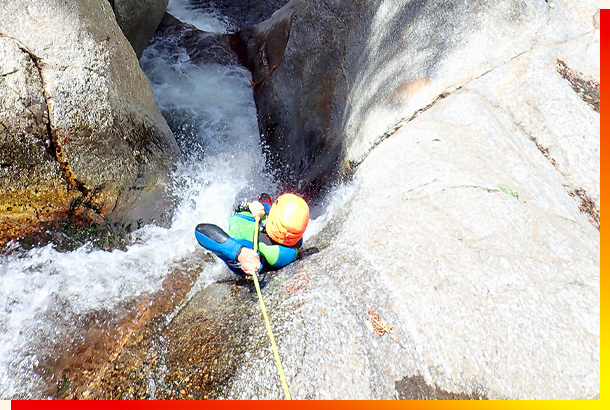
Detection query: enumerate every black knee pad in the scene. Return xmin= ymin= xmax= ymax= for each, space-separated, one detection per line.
xmin=195 ymin=224 xmax=230 ymax=244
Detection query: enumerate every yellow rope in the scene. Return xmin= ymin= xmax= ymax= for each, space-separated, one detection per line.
xmin=252 ymin=217 xmax=292 ymax=400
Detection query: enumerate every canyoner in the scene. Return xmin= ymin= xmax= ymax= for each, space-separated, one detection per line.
xmin=194 ymin=193 xmax=309 ymax=399
xmin=194 ymin=193 xmax=309 ymax=278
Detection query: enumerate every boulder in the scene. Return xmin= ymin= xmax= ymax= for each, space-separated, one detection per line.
xmin=0 ymin=0 xmax=180 ymax=246
xmin=109 ymin=0 xmax=169 ymax=58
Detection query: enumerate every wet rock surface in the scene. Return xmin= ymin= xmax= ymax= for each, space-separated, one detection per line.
xmin=0 ymin=0 xmax=180 ymax=247
xmin=47 ymin=261 xmax=266 ymax=400
xmin=37 ymin=255 xmax=209 ymax=399
xmin=109 ymin=1 xmax=169 ymax=58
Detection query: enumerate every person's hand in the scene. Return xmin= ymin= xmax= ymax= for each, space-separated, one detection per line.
xmin=238 ymin=248 xmax=261 ymax=276
xmin=248 ymin=201 xmax=265 ymax=219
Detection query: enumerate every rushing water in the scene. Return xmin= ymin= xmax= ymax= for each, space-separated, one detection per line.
xmin=0 ymin=1 xmax=353 ymax=399
xmin=167 ymin=0 xmax=236 ymax=33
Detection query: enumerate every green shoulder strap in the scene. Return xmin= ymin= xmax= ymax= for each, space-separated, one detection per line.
xmin=227 ymin=211 xmax=264 ymax=242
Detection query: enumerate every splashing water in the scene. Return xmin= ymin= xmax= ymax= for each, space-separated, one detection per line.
xmin=0 ymin=2 xmax=274 ymax=399
xmin=167 ymin=0 xmax=236 ymax=33
xmin=0 ymin=1 xmax=351 ymax=399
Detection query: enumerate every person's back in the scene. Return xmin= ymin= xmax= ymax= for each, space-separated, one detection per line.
xmin=195 ymin=193 xmax=309 ymax=276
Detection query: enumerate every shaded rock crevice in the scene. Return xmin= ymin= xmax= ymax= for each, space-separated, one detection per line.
xmin=231 ymin=2 xmax=296 ymax=97
xmin=395 ymin=374 xmax=488 ymax=400
xmin=107 ymin=0 xmax=170 ymax=58
xmin=556 ymin=58 xmax=600 ymax=112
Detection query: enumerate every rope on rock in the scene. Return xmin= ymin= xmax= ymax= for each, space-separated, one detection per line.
xmin=252 ymin=216 xmax=292 ymax=400
xmin=250 ymin=63 xmax=280 ymax=98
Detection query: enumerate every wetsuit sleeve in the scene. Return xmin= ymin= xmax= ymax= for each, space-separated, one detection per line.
xmin=195 ymin=223 xmax=245 ymax=261
xmin=258 ymin=242 xmax=298 ymax=269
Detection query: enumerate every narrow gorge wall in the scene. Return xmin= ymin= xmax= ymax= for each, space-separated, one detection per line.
xmin=240 ymin=0 xmax=599 ymax=196
xmin=109 ymin=0 xmax=169 ymax=58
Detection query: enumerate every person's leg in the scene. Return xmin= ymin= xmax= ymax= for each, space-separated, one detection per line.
xmin=195 ymin=224 xmax=245 ymax=274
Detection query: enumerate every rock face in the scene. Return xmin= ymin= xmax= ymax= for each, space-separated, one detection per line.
xmin=241 ymin=0 xmax=599 ymax=194
xmin=109 ymin=0 xmax=169 ymax=58
xmin=222 ymin=0 xmax=600 ymax=400
xmin=0 ymin=0 xmax=180 ymax=245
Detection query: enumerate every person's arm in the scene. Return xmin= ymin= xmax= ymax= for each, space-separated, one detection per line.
xmin=259 ymin=242 xmax=299 ymax=269
xmin=195 ymin=223 xmax=262 ymax=275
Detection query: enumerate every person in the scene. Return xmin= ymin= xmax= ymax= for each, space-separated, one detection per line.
xmin=195 ymin=193 xmax=309 ymax=277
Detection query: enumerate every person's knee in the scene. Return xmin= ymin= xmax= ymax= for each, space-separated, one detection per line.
xmin=195 ymin=224 xmax=230 ymax=244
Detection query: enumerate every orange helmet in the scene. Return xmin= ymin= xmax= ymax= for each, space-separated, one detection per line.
xmin=265 ymin=194 xmax=309 ymax=246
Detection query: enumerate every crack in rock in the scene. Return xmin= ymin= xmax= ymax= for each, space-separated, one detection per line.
xmin=12 ymin=41 xmax=92 ymax=200
xmin=556 ymin=59 xmax=600 ymax=112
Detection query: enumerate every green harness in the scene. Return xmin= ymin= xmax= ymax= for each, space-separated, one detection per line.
xmin=227 ymin=211 xmax=292 ymax=266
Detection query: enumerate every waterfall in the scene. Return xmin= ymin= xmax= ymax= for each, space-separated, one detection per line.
xmin=167 ymin=0 xmax=236 ymax=33
xmin=0 ymin=1 xmax=274 ymax=399
xmin=0 ymin=1 xmax=355 ymax=399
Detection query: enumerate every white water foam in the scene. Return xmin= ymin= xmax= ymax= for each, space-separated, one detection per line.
xmin=167 ymin=0 xmax=236 ymax=33
xmin=0 ymin=0 xmax=350 ymax=398
xmin=0 ymin=1 xmax=272 ymax=398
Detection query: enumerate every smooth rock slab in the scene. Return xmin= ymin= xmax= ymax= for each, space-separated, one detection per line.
xmin=224 ymin=87 xmax=599 ymax=400
xmin=463 ymin=35 xmax=600 ymax=208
